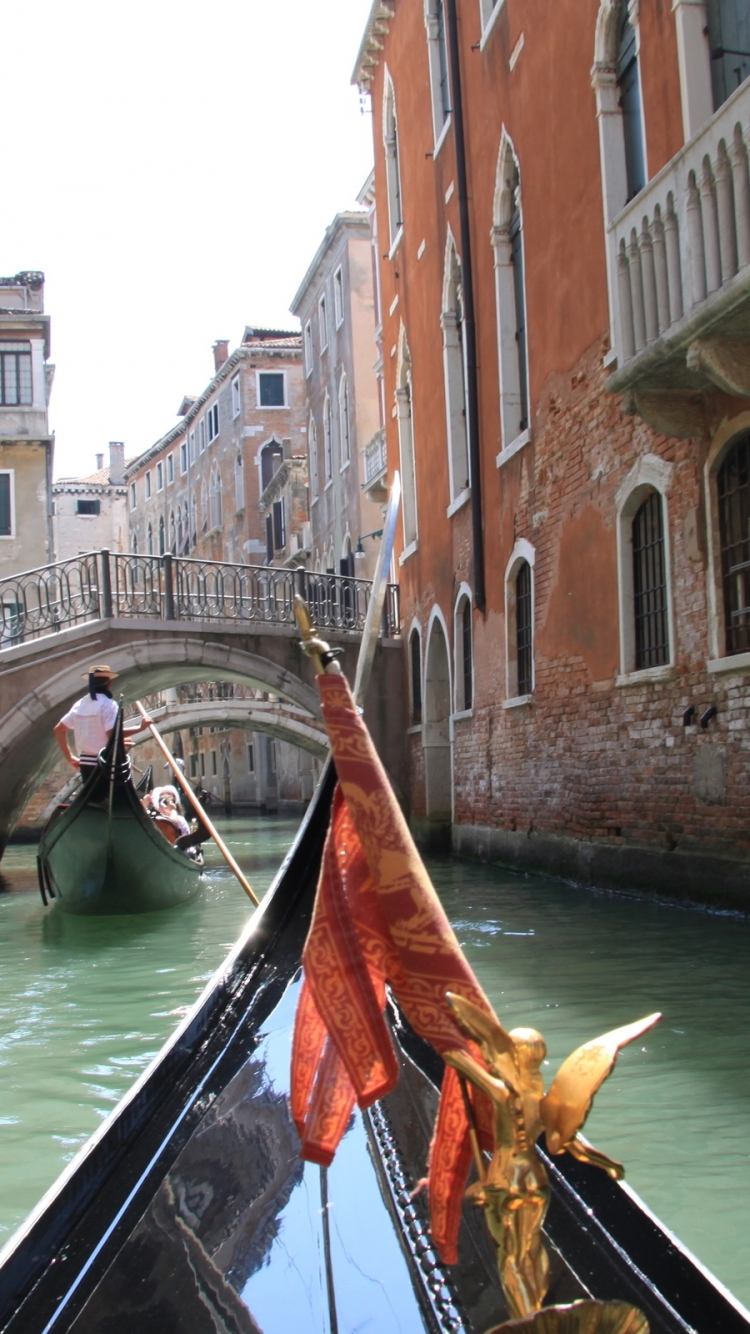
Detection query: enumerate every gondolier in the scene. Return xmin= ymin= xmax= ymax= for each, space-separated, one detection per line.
xmin=53 ymin=664 xmax=150 ymax=779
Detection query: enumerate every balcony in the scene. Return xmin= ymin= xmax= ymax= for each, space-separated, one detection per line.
xmin=607 ymin=80 xmax=750 ymax=437
xmin=363 ymin=428 xmax=388 ymax=501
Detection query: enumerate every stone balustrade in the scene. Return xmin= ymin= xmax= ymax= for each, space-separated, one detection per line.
xmin=364 ymin=428 xmax=387 ymax=484
xmin=610 ymin=80 xmax=750 ymax=376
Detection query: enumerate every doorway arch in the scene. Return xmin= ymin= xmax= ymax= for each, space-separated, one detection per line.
xmin=423 ymin=611 xmax=452 ymax=846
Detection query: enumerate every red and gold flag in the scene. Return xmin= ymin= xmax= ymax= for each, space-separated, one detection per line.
xmin=291 ymin=671 xmax=496 ymax=1263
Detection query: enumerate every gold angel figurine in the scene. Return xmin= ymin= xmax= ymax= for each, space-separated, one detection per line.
xmin=444 ymin=993 xmax=660 ymax=1323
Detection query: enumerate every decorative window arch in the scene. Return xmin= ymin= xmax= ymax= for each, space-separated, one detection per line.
xmin=453 ymin=585 xmax=474 ymax=714
xmin=338 ymin=373 xmax=351 ymax=465
xmin=323 ymin=394 xmax=333 ymax=481
xmin=408 ymin=621 xmax=423 ymax=724
xmin=131 ymin=530 xmax=138 ymax=556
xmin=309 ymin=416 xmax=319 ymax=498
xmin=190 ymin=495 xmax=197 ymax=547
xmin=383 ymin=69 xmax=404 ymax=249
xmin=260 ymin=438 xmax=283 ymax=492
xmin=209 ymin=464 xmax=222 ymax=530
xmin=615 ymin=453 xmax=675 ymax=676
xmin=441 ymin=231 xmax=470 ymax=504
xmin=423 ymin=607 xmax=453 ymax=822
xmin=717 ymin=432 xmax=750 ymax=655
xmin=327 ymin=543 xmax=336 ymax=573
xmin=169 ymin=510 xmax=176 ymax=554
xmin=158 ymin=515 xmax=165 ymax=556
xmin=505 ymin=539 xmax=535 ymax=701
xmin=592 ymin=0 xmax=646 ymax=225
xmin=492 ymin=133 xmax=530 ymax=461
xmin=424 ymin=0 xmax=451 ymax=147
xmin=396 ymin=324 xmax=418 ymax=553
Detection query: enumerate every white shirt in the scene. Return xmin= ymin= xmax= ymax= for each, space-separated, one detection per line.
xmin=60 ymin=693 xmax=119 ymax=758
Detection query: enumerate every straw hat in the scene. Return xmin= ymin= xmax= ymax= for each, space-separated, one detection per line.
xmin=80 ymin=663 xmax=119 ymax=679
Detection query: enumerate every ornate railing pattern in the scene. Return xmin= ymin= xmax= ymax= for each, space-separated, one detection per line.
xmin=364 ymin=428 xmax=387 ymax=483
xmin=611 ymin=80 xmax=750 ymax=367
xmin=0 ymin=550 xmax=400 ymax=647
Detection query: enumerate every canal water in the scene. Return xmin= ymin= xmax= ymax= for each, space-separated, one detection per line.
xmin=1 ymin=818 xmax=749 ymax=1310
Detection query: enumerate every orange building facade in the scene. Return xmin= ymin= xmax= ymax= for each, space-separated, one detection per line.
xmin=355 ymin=0 xmax=750 ymax=902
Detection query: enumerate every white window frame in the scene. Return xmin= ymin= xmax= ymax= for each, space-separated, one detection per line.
xmin=231 ymin=375 xmax=241 ymax=419
xmin=323 ymin=393 xmax=333 ymax=482
xmin=319 ymin=294 xmax=328 ymax=351
xmin=199 ymin=419 xmax=206 ymax=454
xmin=309 ymin=416 xmax=319 ymax=500
xmin=424 ymin=0 xmax=453 ymax=150
xmin=145 ymin=471 xmax=152 ymax=500
xmin=0 ymin=470 xmax=15 ymax=538
xmin=256 ymin=369 xmax=288 ymax=409
xmin=383 ymin=69 xmax=404 ymax=253
xmin=493 ymin=132 xmax=531 ymax=465
xmin=452 ymin=584 xmax=474 ymax=717
xmin=396 ymin=324 xmax=419 ymax=556
xmin=156 ymin=460 xmax=164 ymax=492
xmin=407 ymin=620 xmax=423 ymax=728
xmin=130 ymin=481 xmax=137 ymax=509
xmin=441 ymin=230 xmax=470 ymax=506
xmin=615 ymin=453 xmax=676 ymax=682
xmin=180 ymin=441 xmax=187 ymax=475
xmin=504 ymin=538 xmax=535 ymax=704
xmin=206 ymin=402 xmax=219 ymax=444
xmin=189 ymin=431 xmax=196 ymax=463
xmin=333 ymin=266 xmax=344 ymax=327
xmin=479 ymin=0 xmax=506 ymax=46
xmin=209 ymin=463 xmax=222 ymax=531
xmin=304 ymin=321 xmax=313 ymax=377
xmin=167 ymin=453 xmax=174 ymax=484
xmin=338 ymin=373 xmax=351 ymax=466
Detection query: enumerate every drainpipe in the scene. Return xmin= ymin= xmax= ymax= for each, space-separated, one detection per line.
xmin=445 ymin=0 xmax=485 ymax=613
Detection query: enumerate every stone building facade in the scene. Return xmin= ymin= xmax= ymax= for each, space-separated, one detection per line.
xmin=354 ymin=0 xmax=750 ymax=904
xmin=53 ymin=442 xmax=128 ymax=559
xmin=0 ymin=271 xmax=54 ymax=578
xmin=290 ymin=212 xmax=384 ymax=579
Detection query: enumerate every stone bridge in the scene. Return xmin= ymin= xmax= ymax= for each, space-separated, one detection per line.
xmin=134 ymin=697 xmax=329 ymax=759
xmin=0 ymin=550 xmax=404 ymax=853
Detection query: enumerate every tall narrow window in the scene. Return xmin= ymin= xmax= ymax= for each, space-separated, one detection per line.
xmin=339 ymin=375 xmax=351 ymax=464
xmin=309 ymin=417 xmax=319 ymax=498
xmin=461 ymin=597 xmax=473 ymax=710
xmin=425 ymin=0 xmax=451 ymax=144
xmin=334 ymin=267 xmax=344 ymax=326
xmin=632 ymin=491 xmax=669 ymax=668
xmin=323 ymin=395 xmax=333 ymax=481
xmin=234 ymin=452 xmax=244 ymax=511
xmin=397 ymin=328 xmax=418 ymax=549
xmin=145 ymin=471 xmax=152 ymax=499
xmin=441 ymin=235 xmax=469 ymax=502
xmin=0 ymin=342 xmax=32 ymax=405
xmin=304 ymin=321 xmax=313 ymax=376
xmin=319 ymin=295 xmax=328 ymax=350
xmin=706 ymin=0 xmax=750 ymax=111
xmin=492 ymin=140 xmax=530 ymax=454
xmin=147 ymin=522 xmax=153 ymax=556
xmin=718 ymin=435 xmax=750 ymax=654
xmin=273 ymin=498 xmax=286 ymax=549
xmin=231 ymin=375 xmax=241 ymax=418
xmin=261 ymin=440 xmax=283 ymax=491
xmin=516 ymin=561 xmax=533 ymax=696
xmin=0 ymin=474 xmax=12 ymax=537
xmin=158 ymin=515 xmax=165 ymax=556
xmin=209 ymin=465 xmax=222 ymax=530
xmin=617 ymin=0 xmax=646 ymax=200
xmin=383 ymin=74 xmax=404 ymax=248
xmin=169 ymin=510 xmax=176 ymax=553
xmin=409 ymin=629 xmax=422 ymax=724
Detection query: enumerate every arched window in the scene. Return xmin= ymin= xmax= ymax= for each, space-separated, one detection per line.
xmin=190 ymin=496 xmax=197 ymax=547
xmin=131 ymin=531 xmax=138 ymax=556
xmin=147 ymin=522 xmax=153 ymax=556
xmin=632 ymin=491 xmax=669 ymax=668
xmin=718 ymin=434 xmax=750 ymax=654
xmin=169 ymin=510 xmax=176 ymax=554
xmin=505 ymin=541 xmax=535 ymax=700
xmin=323 ymin=395 xmax=333 ymax=481
xmin=616 ymin=454 xmax=674 ymax=675
xmin=234 ymin=452 xmax=244 ymax=511
xmin=492 ymin=136 xmax=529 ymax=457
xmin=339 ymin=374 xmax=351 ymax=465
xmin=397 ymin=325 xmax=418 ymax=550
xmin=383 ymin=72 xmax=404 ymax=249
xmin=454 ymin=590 xmax=473 ymax=712
xmin=183 ymin=502 xmax=189 ymax=552
xmin=177 ymin=508 xmax=183 ymax=553
xmin=409 ymin=627 xmax=422 ymax=724
xmin=425 ymin=0 xmax=451 ymax=145
xmin=200 ymin=481 xmax=207 ymax=534
xmin=309 ymin=416 xmax=319 ymax=498
xmin=260 ymin=439 xmax=283 ymax=492
xmin=158 ymin=515 xmax=165 ymax=556
xmin=210 ymin=464 xmax=222 ymax=530
xmin=616 ymin=0 xmax=646 ymax=201
xmin=441 ymin=233 xmax=469 ymax=503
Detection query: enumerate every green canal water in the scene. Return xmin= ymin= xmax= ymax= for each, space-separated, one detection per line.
xmin=1 ymin=818 xmax=749 ymax=1310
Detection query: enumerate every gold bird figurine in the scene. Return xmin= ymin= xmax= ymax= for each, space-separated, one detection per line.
xmin=444 ymin=993 xmax=660 ymax=1322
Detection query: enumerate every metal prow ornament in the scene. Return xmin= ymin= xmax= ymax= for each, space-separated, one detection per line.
xmin=444 ymin=994 xmax=660 ymax=1332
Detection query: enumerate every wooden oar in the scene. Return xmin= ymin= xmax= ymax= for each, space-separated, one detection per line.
xmin=134 ymin=700 xmax=259 ymax=906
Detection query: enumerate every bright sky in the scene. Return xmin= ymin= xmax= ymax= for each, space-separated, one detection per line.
xmin=3 ymin=1 xmax=375 ymax=480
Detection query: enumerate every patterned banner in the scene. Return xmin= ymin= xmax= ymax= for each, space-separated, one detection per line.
xmin=291 ymin=672 xmax=496 ymax=1262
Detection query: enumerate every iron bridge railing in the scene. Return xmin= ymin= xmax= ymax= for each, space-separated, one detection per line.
xmin=0 ymin=550 xmax=401 ymax=649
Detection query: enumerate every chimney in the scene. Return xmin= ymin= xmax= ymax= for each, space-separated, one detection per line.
xmin=109 ymin=441 xmax=125 ymax=485
xmin=213 ymin=339 xmax=229 ymax=373
xmin=95 ymin=453 xmax=104 ymax=471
